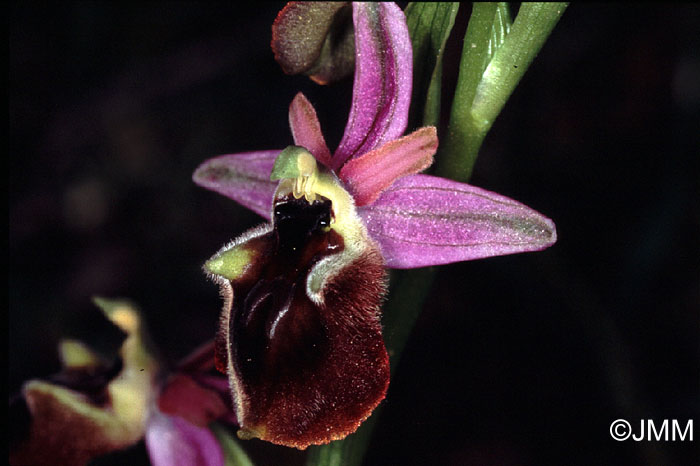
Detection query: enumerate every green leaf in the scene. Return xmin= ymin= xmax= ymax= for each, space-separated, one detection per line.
xmin=471 ymin=3 xmax=568 ymax=131
xmin=436 ymin=2 xmax=567 ymax=183
xmin=210 ymin=423 xmax=255 ymax=466
xmin=436 ymin=2 xmax=511 ymax=182
xmin=488 ymin=3 xmax=512 ymax=63
xmin=405 ymin=2 xmax=460 ymax=129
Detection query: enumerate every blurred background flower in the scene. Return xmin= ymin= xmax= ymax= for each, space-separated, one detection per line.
xmin=9 ymin=3 xmax=699 ymax=466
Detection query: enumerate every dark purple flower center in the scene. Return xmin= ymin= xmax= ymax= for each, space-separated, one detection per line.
xmin=229 ymin=196 xmax=344 ymax=410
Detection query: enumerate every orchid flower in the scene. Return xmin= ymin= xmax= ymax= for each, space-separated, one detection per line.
xmin=193 ymin=2 xmax=556 ymax=451
xmin=10 ymin=298 xmax=231 ymax=466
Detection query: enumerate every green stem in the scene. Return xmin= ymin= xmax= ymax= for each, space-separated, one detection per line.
xmin=383 ymin=268 xmax=437 ymax=374
xmin=405 ymin=2 xmax=460 ymax=129
xmin=471 ymin=2 xmax=568 ymax=136
xmin=437 ymin=2 xmax=501 ymax=182
xmin=438 ymin=2 xmax=567 ymax=182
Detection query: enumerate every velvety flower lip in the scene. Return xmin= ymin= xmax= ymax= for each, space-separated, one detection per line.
xmin=9 ymin=298 xmax=227 ymax=466
xmin=205 ymin=148 xmax=390 ymax=449
xmin=10 ymin=299 xmax=157 ymax=466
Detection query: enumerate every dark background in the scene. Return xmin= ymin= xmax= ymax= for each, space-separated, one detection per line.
xmin=9 ymin=3 xmax=699 ymax=466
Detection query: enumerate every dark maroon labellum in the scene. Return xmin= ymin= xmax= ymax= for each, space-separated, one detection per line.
xmin=213 ymin=195 xmax=389 ymax=449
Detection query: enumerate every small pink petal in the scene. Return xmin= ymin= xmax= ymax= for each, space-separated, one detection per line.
xmin=358 ymin=174 xmax=557 ymax=268
xmin=339 ymin=126 xmax=436 ymax=206
xmin=176 ymin=340 xmax=216 ymax=372
xmin=332 ymin=2 xmax=412 ymax=169
xmin=192 ymin=374 xmax=231 ymax=395
xmin=193 ymin=150 xmax=279 ymax=220
xmin=146 ymin=411 xmax=224 ymax=466
xmin=190 ymin=374 xmax=239 ymax=426
xmin=289 ymin=92 xmax=333 ymax=167
xmin=158 ymin=374 xmax=228 ymax=427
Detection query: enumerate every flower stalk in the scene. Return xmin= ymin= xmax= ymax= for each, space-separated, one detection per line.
xmin=438 ymin=2 xmax=568 ymax=182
